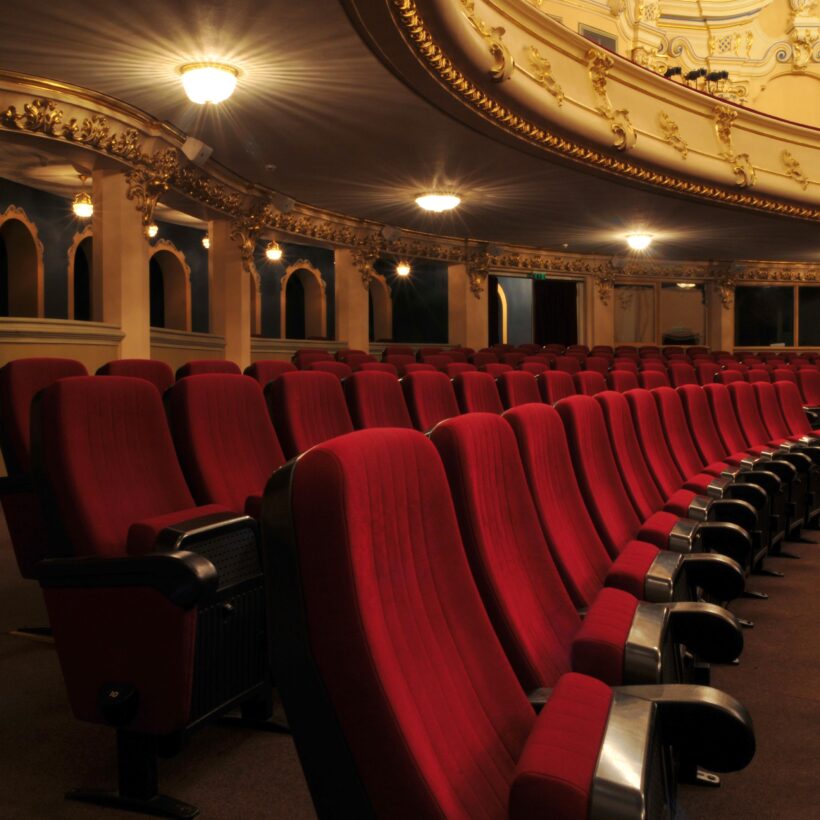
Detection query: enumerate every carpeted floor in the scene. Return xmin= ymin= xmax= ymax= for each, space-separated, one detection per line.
xmin=1 ymin=513 xmax=819 ymax=819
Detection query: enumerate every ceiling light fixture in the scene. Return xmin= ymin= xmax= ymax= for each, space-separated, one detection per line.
xmin=676 ymin=282 xmax=697 ymax=289
xmin=265 ymin=241 xmax=283 ymax=262
xmin=396 ymin=260 xmax=412 ymax=277
xmin=71 ymin=174 xmax=93 ymax=219
xmin=146 ymin=223 xmax=158 ymax=239
xmin=179 ymin=62 xmax=239 ymax=104
xmin=202 ymin=235 xmax=210 ymax=250
xmin=625 ymin=233 xmax=653 ymax=251
xmin=415 ymin=193 xmax=461 ymax=212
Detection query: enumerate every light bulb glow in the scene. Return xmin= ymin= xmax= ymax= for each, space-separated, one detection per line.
xmin=202 ymin=235 xmax=210 ymax=249
xmin=179 ymin=63 xmax=239 ymax=104
xmin=72 ymin=192 xmax=93 ymax=219
xmin=265 ymin=241 xmax=283 ymax=262
xmin=415 ymin=193 xmax=461 ymax=212
xmin=626 ymin=233 xmax=653 ymax=251
xmin=676 ymin=282 xmax=696 ymax=289
xmin=396 ymin=260 xmax=412 ymax=277
xmin=146 ymin=223 xmax=158 ymax=239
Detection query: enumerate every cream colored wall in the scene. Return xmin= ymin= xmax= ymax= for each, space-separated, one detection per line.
xmin=659 ymin=287 xmax=706 ymax=343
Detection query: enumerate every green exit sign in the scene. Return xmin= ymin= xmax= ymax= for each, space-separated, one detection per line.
xmin=532 ymin=272 xmax=547 ymax=280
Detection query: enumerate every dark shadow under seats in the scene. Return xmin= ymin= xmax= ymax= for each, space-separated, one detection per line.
xmin=430 ymin=412 xmax=743 ymax=689
xmin=166 ymin=374 xmax=286 ymax=520
xmin=33 ymin=376 xmax=270 ymax=816
xmin=262 ymin=427 xmax=755 ymax=820
xmin=344 ymin=370 xmax=413 ymax=429
xmin=506 ymin=403 xmax=743 ymax=606
xmin=401 ymin=370 xmax=460 ymax=432
xmin=556 ymin=395 xmax=748 ymax=595
xmin=243 ymin=360 xmax=296 ymax=387
xmin=453 ymin=370 xmax=504 ymax=414
xmin=175 ymin=359 xmax=241 ymax=379
xmin=268 ymin=370 xmax=354 ymax=458
xmin=97 ymin=359 xmax=174 ymax=394
xmin=0 ymin=357 xmax=87 ymax=579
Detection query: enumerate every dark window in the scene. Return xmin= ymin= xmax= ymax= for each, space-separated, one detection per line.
xmin=534 ymin=278 xmax=578 ymax=346
xmin=799 ymin=287 xmax=820 ymax=347
xmin=734 ymin=285 xmax=794 ymax=347
xmin=0 ymin=236 xmax=8 ymax=317
xmin=580 ymin=25 xmax=617 ymax=51
xmin=285 ymin=275 xmax=306 ymax=339
xmin=149 ymin=257 xmax=165 ymax=328
xmin=73 ymin=238 xmax=92 ymax=321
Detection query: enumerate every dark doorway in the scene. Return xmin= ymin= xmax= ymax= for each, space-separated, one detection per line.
xmin=488 ymin=274 xmax=500 ymax=346
xmin=285 ymin=274 xmax=306 ymax=339
xmin=0 ymin=236 xmax=8 ymax=317
xmin=73 ymin=237 xmax=92 ymax=321
xmin=533 ymin=279 xmax=578 ymax=346
xmin=149 ymin=257 xmax=165 ymax=328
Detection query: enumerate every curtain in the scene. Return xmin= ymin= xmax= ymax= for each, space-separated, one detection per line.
xmin=615 ymin=285 xmax=654 ymax=342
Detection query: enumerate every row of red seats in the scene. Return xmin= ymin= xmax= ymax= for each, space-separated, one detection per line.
xmin=0 ymin=358 xmax=762 ymax=817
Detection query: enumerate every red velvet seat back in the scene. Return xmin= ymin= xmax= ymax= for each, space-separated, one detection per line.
xmin=775 ymin=381 xmax=814 ymax=436
xmin=746 ymin=368 xmax=771 ymax=384
xmin=520 ymin=361 xmax=549 ymax=376
xmin=344 ymin=371 xmax=413 ymax=429
xmin=470 ymin=352 xmax=498 ymax=367
xmin=574 ymin=371 xmax=606 ymax=396
xmin=728 ymin=381 xmax=775 ymax=447
xmin=673 ymin=385 xmax=730 ymax=467
xmin=445 ymin=362 xmax=477 ymax=378
xmin=453 ymin=371 xmax=504 ymax=414
xmin=502 ymin=353 xmax=526 ymax=368
xmin=538 ymin=371 xmax=576 ymax=404
xmin=668 ymin=362 xmax=697 ymax=387
xmin=287 ymin=428 xmax=535 ymax=818
xmin=695 ymin=362 xmax=720 ymax=385
xmin=612 ymin=359 xmax=638 ymax=374
xmin=418 ymin=346 xmax=443 ymax=357
xmin=309 ymin=360 xmax=353 ymax=379
xmin=556 ymin=396 xmax=645 ymax=557
xmin=554 ymin=356 xmax=581 ymax=374
xmin=797 ymin=369 xmax=820 ymax=404
xmin=268 ymin=371 xmax=354 ymax=458
xmin=38 ymin=377 xmax=195 ymax=557
xmin=717 ymin=370 xmax=745 ymax=385
xmin=625 ymin=389 xmax=686 ymax=499
xmin=639 ymin=370 xmax=670 ymax=389
xmin=402 ymin=363 xmax=435 ymax=374
xmin=754 ymin=382 xmax=793 ymax=441
xmin=359 ymin=362 xmax=398 ymax=376
xmin=662 ymin=346 xmax=684 ymax=357
xmin=244 ymin=360 xmax=296 ymax=386
xmin=175 ymin=359 xmax=240 ymax=379
xmin=640 ymin=360 xmax=667 ymax=372
xmin=608 ymin=370 xmax=639 ymax=392
xmin=702 ymin=384 xmax=751 ymax=454
xmin=505 ymin=403 xmax=614 ymax=608
xmin=584 ymin=356 xmax=609 ymax=375
xmin=381 ymin=345 xmax=414 ymax=358
xmin=595 ymin=391 xmax=667 ymax=519
xmin=384 ymin=354 xmax=415 ymax=375
xmin=482 ymin=363 xmax=513 ymax=378
xmin=421 ymin=354 xmax=451 ymax=372
xmin=772 ymin=368 xmax=797 ymax=385
xmin=166 ymin=375 xmax=285 ymax=514
xmin=343 ymin=353 xmax=377 ymax=370
xmin=97 ymin=359 xmax=173 ymax=394
xmin=294 ymin=351 xmax=333 ymax=369
xmin=498 ymin=371 xmax=540 ymax=408
xmin=517 ymin=343 xmax=542 ymax=356
xmin=401 ymin=371 xmax=460 ymax=432
xmin=430 ymin=414 xmax=577 ymax=690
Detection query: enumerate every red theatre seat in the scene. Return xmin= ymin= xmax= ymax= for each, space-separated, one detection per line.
xmin=538 ymin=370 xmax=576 ymax=404
xmin=263 ymin=427 xmax=754 ymax=819
xmin=574 ymin=371 xmax=607 ymax=396
xmin=453 ymin=371 xmax=504 ymax=414
xmin=243 ymin=359 xmax=297 ymax=386
xmin=607 ymin=370 xmax=639 ymax=392
xmin=344 ymin=370 xmax=413 ymax=429
xmin=498 ymin=371 xmax=541 ymax=408
xmin=97 ymin=359 xmax=174 ymax=394
xmin=797 ymin=368 xmax=820 ymax=405
xmin=175 ymin=359 xmax=241 ymax=379
xmin=308 ymin=360 xmax=353 ymax=379
xmin=401 ymin=370 xmax=460 ymax=432
xmin=639 ymin=370 xmax=671 ymax=389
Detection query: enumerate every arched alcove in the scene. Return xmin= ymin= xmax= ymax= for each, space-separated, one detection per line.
xmin=148 ymin=242 xmax=191 ymax=331
xmin=67 ymin=228 xmax=93 ymax=321
xmin=368 ymin=273 xmax=392 ymax=341
xmin=0 ymin=206 xmax=44 ymax=318
xmin=280 ymin=260 xmax=327 ymax=339
xmin=497 ymin=280 xmax=509 ymax=344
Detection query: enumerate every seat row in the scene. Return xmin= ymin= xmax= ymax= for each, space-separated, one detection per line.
xmin=0 ymin=359 xmax=767 ymax=818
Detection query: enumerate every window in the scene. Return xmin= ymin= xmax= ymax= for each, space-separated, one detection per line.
xmin=280 ymin=263 xmax=327 ymax=340
xmin=798 ymin=287 xmax=820 ymax=347
xmin=0 ymin=208 xmax=43 ymax=318
xmin=149 ymin=245 xmax=191 ymax=330
xmin=579 ymin=25 xmax=617 ymax=52
xmin=734 ymin=286 xmax=794 ymax=347
xmin=660 ymin=283 xmax=705 ymax=345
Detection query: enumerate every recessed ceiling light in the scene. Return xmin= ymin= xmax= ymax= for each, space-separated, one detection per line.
xmin=396 ymin=260 xmax=412 ymax=277
xmin=146 ymin=223 xmax=159 ymax=239
xmin=202 ymin=235 xmax=210 ymax=249
xmin=72 ymin=192 xmax=93 ymax=219
xmin=626 ymin=233 xmax=653 ymax=251
xmin=265 ymin=241 xmax=283 ymax=262
xmin=415 ymin=193 xmax=461 ymax=212
xmin=179 ymin=62 xmax=239 ymax=104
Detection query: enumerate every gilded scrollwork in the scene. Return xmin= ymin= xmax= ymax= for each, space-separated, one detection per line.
xmin=658 ymin=112 xmax=688 ymax=159
xmin=594 ymin=271 xmax=616 ymax=305
xmin=459 ymin=0 xmax=514 ymax=81
xmin=466 ymin=247 xmax=493 ymax=298
xmin=587 ymin=49 xmax=636 ymax=151
xmin=714 ymin=105 xmax=756 ymax=188
xmin=525 ymin=46 xmax=564 ymax=106
xmin=782 ymin=150 xmax=810 ymax=190
xmin=351 ymin=236 xmax=383 ymax=289
xmin=229 ymin=201 xmax=277 ymax=277
xmin=125 ymin=148 xmax=180 ymax=232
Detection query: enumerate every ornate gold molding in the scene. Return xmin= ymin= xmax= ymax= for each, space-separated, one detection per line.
xmin=466 ymin=247 xmax=492 ymax=297
xmin=229 ymin=202 xmax=276 ymax=277
xmin=658 ymin=112 xmax=689 ymax=159
xmin=587 ymin=49 xmax=636 ymax=151
xmin=350 ymin=236 xmax=383 ymax=289
xmin=594 ymin=271 xmax=615 ymax=304
xmin=525 ymin=46 xmax=564 ymax=105
xmin=783 ymin=149 xmax=810 ymax=190
xmin=714 ymin=105 xmax=756 ymax=188
xmin=126 ymin=149 xmax=179 ymax=233
xmin=459 ymin=0 xmax=514 ymax=81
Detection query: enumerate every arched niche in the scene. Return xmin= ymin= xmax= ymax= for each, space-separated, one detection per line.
xmin=66 ymin=227 xmax=93 ymax=321
xmin=0 ymin=205 xmax=44 ymax=318
xmin=148 ymin=241 xmax=191 ymax=331
xmin=497 ymin=280 xmax=509 ymax=344
xmin=280 ymin=260 xmax=327 ymax=339
xmin=368 ymin=272 xmax=393 ymax=341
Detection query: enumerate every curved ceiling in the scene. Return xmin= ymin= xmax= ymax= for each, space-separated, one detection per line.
xmin=0 ymin=0 xmax=818 ymax=262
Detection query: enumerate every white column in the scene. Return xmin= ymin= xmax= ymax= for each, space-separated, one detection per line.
xmin=334 ymin=249 xmax=369 ymax=350
xmin=448 ymin=263 xmax=488 ymax=350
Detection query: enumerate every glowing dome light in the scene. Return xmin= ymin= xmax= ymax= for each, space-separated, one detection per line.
xmin=72 ymin=192 xmax=93 ymax=219
xmin=265 ymin=241 xmax=283 ymax=262
xmin=396 ymin=260 xmax=412 ymax=277
xmin=146 ymin=223 xmax=159 ymax=239
xmin=179 ymin=62 xmax=239 ymax=104
xmin=626 ymin=233 xmax=653 ymax=251
xmin=202 ymin=235 xmax=210 ymax=249
xmin=415 ymin=193 xmax=461 ymax=212
xmin=676 ymin=282 xmax=697 ymax=289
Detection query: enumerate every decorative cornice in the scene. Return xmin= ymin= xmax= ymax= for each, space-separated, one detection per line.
xmin=126 ymin=149 xmax=179 ymax=232
xmin=466 ymin=247 xmax=492 ymax=297
xmin=230 ymin=202 xmax=276 ymax=277
xmin=351 ymin=236 xmax=383 ymax=288
xmin=714 ymin=105 xmax=756 ymax=188
xmin=587 ymin=49 xmax=637 ymax=151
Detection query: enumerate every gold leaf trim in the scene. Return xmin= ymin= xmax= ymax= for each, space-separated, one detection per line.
xmin=525 ymin=46 xmax=564 ymax=106
xmin=714 ymin=105 xmax=756 ymax=188
xmin=658 ymin=112 xmax=688 ymax=159
xmin=587 ymin=49 xmax=636 ymax=151
xmin=459 ymin=0 xmax=514 ymax=81
xmin=782 ymin=150 xmax=809 ymax=191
